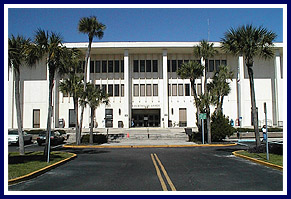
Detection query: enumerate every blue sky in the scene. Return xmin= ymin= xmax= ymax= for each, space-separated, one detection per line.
xmin=8 ymin=8 xmax=283 ymax=43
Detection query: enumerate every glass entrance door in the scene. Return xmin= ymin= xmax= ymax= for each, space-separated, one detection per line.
xmin=132 ymin=109 xmax=160 ymax=127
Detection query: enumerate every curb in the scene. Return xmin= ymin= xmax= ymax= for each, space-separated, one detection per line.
xmin=8 ymin=152 xmax=77 ymax=185
xmin=63 ymin=143 xmax=237 ymax=149
xmin=232 ymin=150 xmax=283 ymax=171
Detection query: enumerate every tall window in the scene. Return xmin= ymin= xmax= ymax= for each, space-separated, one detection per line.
xmin=33 ymin=109 xmax=40 ymax=128
xmin=121 ymin=84 xmax=124 ymax=97
xmin=140 ymin=84 xmax=145 ymax=96
xmin=178 ymin=84 xmax=183 ymax=96
xmin=179 ymin=108 xmax=187 ymax=127
xmin=95 ymin=84 xmax=100 ymax=91
xmin=108 ymin=84 xmax=113 ymax=96
xmin=221 ymin=60 xmax=227 ymax=66
xmin=121 ymin=60 xmax=124 ymax=72
xmin=215 ymin=60 xmax=221 ymax=71
xmin=185 ymin=84 xmax=190 ymax=96
xmin=108 ymin=60 xmax=113 ymax=73
xmin=153 ymin=84 xmax=158 ymax=96
xmin=172 ymin=60 xmax=177 ymax=72
xmin=90 ymin=61 xmax=94 ymax=73
xmin=167 ymin=60 xmax=171 ymax=72
xmin=95 ymin=61 xmax=100 ymax=73
xmin=102 ymin=61 xmax=107 ymax=73
xmin=209 ymin=60 xmax=214 ymax=72
xmin=146 ymin=84 xmax=152 ymax=96
xmin=178 ymin=60 xmax=183 ymax=70
xmin=102 ymin=85 xmax=107 ymax=94
xmin=114 ymin=84 xmax=119 ymax=96
xmin=134 ymin=60 xmax=139 ymax=72
xmin=134 ymin=84 xmax=139 ymax=96
xmin=114 ymin=60 xmax=120 ymax=73
xmin=140 ymin=60 xmax=145 ymax=72
xmin=168 ymin=84 xmax=171 ymax=96
xmin=172 ymin=84 xmax=177 ymax=96
xmin=153 ymin=60 xmax=158 ymax=72
xmin=146 ymin=60 xmax=151 ymax=72
xmin=197 ymin=83 xmax=202 ymax=96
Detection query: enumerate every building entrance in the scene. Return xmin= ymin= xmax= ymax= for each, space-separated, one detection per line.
xmin=131 ymin=109 xmax=160 ymax=127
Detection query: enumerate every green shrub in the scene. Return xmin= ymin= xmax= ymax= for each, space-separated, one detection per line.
xmin=81 ymin=134 xmax=107 ymax=144
xmin=211 ymin=111 xmax=234 ymax=142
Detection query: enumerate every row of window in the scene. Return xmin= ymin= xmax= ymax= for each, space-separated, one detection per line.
xmin=167 ymin=59 xmax=227 ymax=73
xmin=86 ymin=59 xmax=227 ymax=74
xmin=88 ymin=60 xmax=125 ymax=73
xmin=168 ymin=83 xmax=202 ymax=97
xmin=133 ymin=60 xmax=159 ymax=73
xmin=133 ymin=84 xmax=159 ymax=97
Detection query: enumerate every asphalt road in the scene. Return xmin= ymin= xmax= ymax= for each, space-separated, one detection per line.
xmin=8 ymin=145 xmax=283 ymax=191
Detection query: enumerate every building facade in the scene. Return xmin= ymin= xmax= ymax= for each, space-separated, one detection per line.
xmin=8 ymin=42 xmax=284 ymax=129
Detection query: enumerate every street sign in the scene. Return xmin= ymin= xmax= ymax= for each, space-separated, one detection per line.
xmin=199 ymin=113 xmax=207 ymax=120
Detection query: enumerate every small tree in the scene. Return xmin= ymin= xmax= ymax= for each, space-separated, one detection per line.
xmin=59 ymin=48 xmax=84 ymax=145
xmin=177 ymin=61 xmax=204 ymax=127
xmin=208 ymin=65 xmax=234 ymax=113
xmin=80 ymin=83 xmax=109 ymax=144
xmin=211 ymin=111 xmax=234 ymax=142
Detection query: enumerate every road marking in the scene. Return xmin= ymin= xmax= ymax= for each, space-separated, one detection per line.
xmin=151 ymin=154 xmax=168 ymax=191
xmin=151 ymin=153 xmax=176 ymax=191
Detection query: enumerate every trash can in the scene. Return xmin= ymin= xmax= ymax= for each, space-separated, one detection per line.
xmin=184 ymin=128 xmax=193 ymax=141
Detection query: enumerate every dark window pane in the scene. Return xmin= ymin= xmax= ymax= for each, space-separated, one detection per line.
xmin=185 ymin=84 xmax=190 ymax=96
xmin=102 ymin=61 xmax=107 ymax=73
xmin=108 ymin=84 xmax=113 ymax=96
xmin=153 ymin=84 xmax=158 ymax=96
xmin=121 ymin=60 xmax=124 ymax=72
xmin=108 ymin=60 xmax=113 ymax=73
xmin=167 ymin=60 xmax=171 ymax=72
xmin=134 ymin=60 xmax=139 ymax=72
xmin=153 ymin=60 xmax=158 ymax=72
xmin=209 ymin=60 xmax=214 ymax=72
xmin=121 ymin=84 xmax=124 ymax=96
xmin=95 ymin=84 xmax=100 ymax=91
xmin=102 ymin=85 xmax=107 ymax=94
xmin=221 ymin=60 xmax=227 ymax=66
xmin=172 ymin=60 xmax=177 ymax=72
xmin=95 ymin=61 xmax=100 ymax=73
xmin=114 ymin=84 xmax=119 ymax=96
xmin=205 ymin=59 xmax=208 ymax=72
xmin=146 ymin=60 xmax=151 ymax=72
xmin=215 ymin=60 xmax=221 ymax=71
xmin=114 ymin=60 xmax=119 ymax=73
xmin=90 ymin=61 xmax=94 ymax=73
xmin=184 ymin=60 xmax=189 ymax=63
xmin=178 ymin=60 xmax=183 ymax=69
xmin=140 ymin=60 xmax=145 ymax=72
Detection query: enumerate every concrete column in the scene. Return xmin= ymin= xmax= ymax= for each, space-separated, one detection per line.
xmin=123 ymin=50 xmax=130 ymax=128
xmin=237 ymin=55 xmax=244 ymax=127
xmin=201 ymin=57 xmax=206 ymax=94
xmin=274 ymin=50 xmax=282 ymax=126
xmin=162 ymin=50 xmax=169 ymax=128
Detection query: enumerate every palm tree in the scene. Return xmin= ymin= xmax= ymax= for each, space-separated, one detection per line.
xmin=80 ymin=83 xmax=109 ymax=144
xmin=26 ymin=29 xmax=65 ymax=159
xmin=208 ymin=65 xmax=234 ymax=113
xmin=8 ymin=35 xmax=30 ymax=155
xmin=78 ymin=16 xmax=106 ymax=136
xmin=221 ymin=24 xmax=277 ymax=147
xmin=59 ymin=48 xmax=84 ymax=145
xmin=177 ymin=61 xmax=204 ymax=128
xmin=193 ymin=40 xmax=217 ymax=143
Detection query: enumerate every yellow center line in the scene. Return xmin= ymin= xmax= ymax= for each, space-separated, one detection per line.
xmin=151 ymin=154 xmax=168 ymax=191
xmin=154 ymin=153 xmax=177 ymax=191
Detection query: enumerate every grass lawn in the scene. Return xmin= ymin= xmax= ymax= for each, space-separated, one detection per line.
xmin=237 ymin=151 xmax=283 ymax=166
xmin=8 ymin=151 xmax=73 ymax=180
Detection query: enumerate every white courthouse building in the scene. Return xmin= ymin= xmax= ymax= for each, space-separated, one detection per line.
xmin=8 ymin=42 xmax=284 ymax=130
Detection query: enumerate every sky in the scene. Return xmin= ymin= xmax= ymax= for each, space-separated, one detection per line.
xmin=8 ymin=7 xmax=283 ymax=43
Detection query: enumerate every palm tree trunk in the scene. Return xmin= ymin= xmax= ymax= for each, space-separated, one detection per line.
xmin=79 ymin=39 xmax=93 ymax=144
xmin=14 ymin=69 xmax=25 ymax=155
xmin=190 ymin=79 xmax=201 ymax=127
xmin=89 ymin=107 xmax=94 ymax=144
xmin=204 ymin=68 xmax=211 ymax=144
xmin=44 ymin=74 xmax=54 ymax=159
xmin=73 ymin=98 xmax=79 ymax=144
xmin=247 ymin=64 xmax=261 ymax=147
